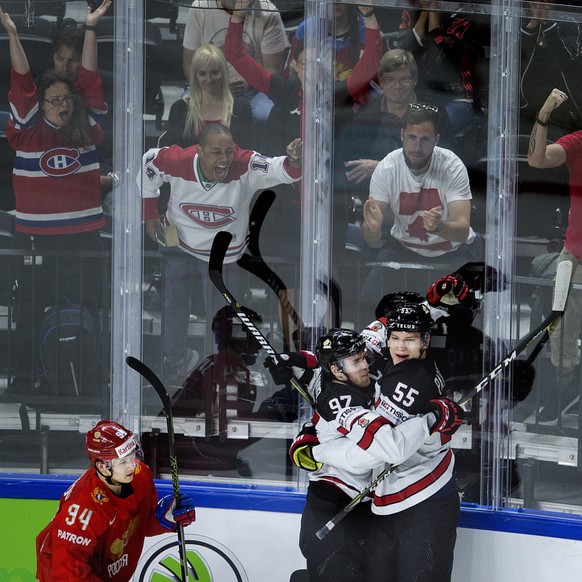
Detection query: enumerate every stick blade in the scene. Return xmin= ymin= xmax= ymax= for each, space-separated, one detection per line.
xmin=552 ymin=260 xmax=573 ymax=312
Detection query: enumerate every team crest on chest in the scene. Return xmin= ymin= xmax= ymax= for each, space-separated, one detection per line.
xmin=91 ymin=487 xmax=110 ymax=505
xmin=180 ymin=203 xmax=236 ymax=228
xmin=39 ymin=147 xmax=81 ymax=177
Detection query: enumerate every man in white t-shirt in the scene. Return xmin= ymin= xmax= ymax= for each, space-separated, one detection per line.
xmin=182 ymin=0 xmax=288 ymax=122
xmin=359 ymin=103 xmax=481 ymax=317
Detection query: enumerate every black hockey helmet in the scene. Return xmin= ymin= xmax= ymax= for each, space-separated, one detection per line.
xmin=316 ymin=328 xmax=366 ymax=372
xmin=375 ymin=291 xmax=424 ymax=320
xmin=386 ymin=302 xmax=433 ymax=334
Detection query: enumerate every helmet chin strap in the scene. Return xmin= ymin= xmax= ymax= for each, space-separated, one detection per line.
xmin=96 ymin=461 xmax=123 ymax=487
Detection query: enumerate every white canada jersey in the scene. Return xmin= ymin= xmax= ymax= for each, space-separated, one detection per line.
xmin=308 ymin=375 xmax=377 ymax=498
xmin=140 ymin=144 xmax=300 ymax=262
xmin=313 ymin=358 xmax=455 ymax=516
xmin=370 ymin=146 xmax=476 ymax=257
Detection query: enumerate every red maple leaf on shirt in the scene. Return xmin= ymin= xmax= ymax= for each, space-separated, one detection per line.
xmin=407 ymin=215 xmax=430 ymax=242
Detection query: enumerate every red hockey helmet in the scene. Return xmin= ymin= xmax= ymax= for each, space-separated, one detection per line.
xmin=86 ymin=421 xmax=137 ymax=463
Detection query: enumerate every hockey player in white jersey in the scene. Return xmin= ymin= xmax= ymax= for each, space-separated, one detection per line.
xmin=286 ymin=328 xmax=460 ymax=581
xmin=312 ymin=303 xmax=463 ymax=582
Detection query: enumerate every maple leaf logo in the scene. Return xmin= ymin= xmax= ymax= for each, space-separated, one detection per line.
xmin=407 ymin=215 xmax=430 ymax=242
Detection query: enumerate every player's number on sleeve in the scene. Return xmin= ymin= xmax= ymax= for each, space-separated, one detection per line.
xmin=393 ymin=382 xmax=419 ymax=407
xmin=329 ymin=395 xmax=352 ymax=415
xmin=65 ymin=504 xmax=93 ymax=531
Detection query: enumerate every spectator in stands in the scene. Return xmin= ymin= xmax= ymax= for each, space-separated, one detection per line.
xmin=225 ymin=0 xmax=381 ymax=156
xmin=1 ymin=1 xmax=111 ymax=393
xmin=159 ymin=43 xmax=255 ymax=150
xmin=394 ymin=3 xmax=484 ymax=134
xmin=182 ymin=0 xmax=288 ymax=125
xmin=340 ymin=48 xmax=455 ymax=190
xmin=224 ymin=0 xmax=381 ymax=261
xmin=527 ymin=88 xmax=582 ymax=424
xmin=520 ymin=0 xmax=582 ymax=138
xmin=52 ymin=19 xmax=114 ymax=197
xmin=139 ymin=124 xmax=302 ymax=383
xmin=285 ymin=3 xmax=367 ymax=81
xmin=359 ymin=104 xmax=481 ymax=316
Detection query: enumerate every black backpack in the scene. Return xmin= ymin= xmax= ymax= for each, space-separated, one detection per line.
xmin=37 ymin=303 xmax=99 ymax=407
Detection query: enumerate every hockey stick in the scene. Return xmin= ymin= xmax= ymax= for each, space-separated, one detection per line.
xmin=316 ymin=260 xmax=573 ymax=540
xmin=209 ymin=230 xmax=315 ymax=407
xmin=457 ymin=259 xmax=572 ymax=406
xmin=237 ymin=190 xmax=301 ymax=349
xmin=125 ymin=356 xmax=189 ymax=582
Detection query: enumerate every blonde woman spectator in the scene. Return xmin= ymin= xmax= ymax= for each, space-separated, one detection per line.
xmin=160 ymin=44 xmax=254 ymax=149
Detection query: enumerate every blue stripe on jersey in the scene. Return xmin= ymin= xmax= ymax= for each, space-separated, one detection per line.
xmin=13 ymin=147 xmax=99 ymax=173
xmin=16 ymin=212 xmax=104 ymax=228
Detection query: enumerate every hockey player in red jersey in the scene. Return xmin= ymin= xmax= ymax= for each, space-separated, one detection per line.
xmin=36 ymin=421 xmax=196 ymax=581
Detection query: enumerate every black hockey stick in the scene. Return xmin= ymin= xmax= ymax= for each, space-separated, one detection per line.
xmin=125 ymin=356 xmax=189 ymax=582
xmin=457 ymin=259 xmax=573 ymax=407
xmin=237 ymin=190 xmax=301 ymax=349
xmin=210 ymin=230 xmax=315 ymax=407
xmin=316 ymin=260 xmax=574 ymax=540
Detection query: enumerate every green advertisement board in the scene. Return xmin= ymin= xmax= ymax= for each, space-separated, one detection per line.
xmin=0 ymin=498 xmax=58 ymax=582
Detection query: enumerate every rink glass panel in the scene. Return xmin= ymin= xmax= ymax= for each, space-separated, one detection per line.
xmin=0 ymin=0 xmax=582 ymax=518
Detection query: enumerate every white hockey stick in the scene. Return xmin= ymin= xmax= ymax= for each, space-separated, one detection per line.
xmin=316 ymin=260 xmax=573 ymax=540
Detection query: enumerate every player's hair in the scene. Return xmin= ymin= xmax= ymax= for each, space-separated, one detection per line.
xmin=198 ymin=122 xmax=232 ymax=146
xmin=378 ymin=48 xmax=418 ymax=81
xmin=401 ymin=103 xmax=441 ymax=134
xmin=36 ymin=70 xmax=94 ymax=148
xmin=185 ymin=44 xmax=234 ymax=139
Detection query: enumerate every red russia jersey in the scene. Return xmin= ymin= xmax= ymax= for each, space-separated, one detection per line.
xmin=7 ymin=67 xmax=106 ymax=235
xmin=36 ymin=461 xmax=168 ymax=582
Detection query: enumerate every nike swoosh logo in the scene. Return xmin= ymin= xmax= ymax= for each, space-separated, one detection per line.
xmin=109 ymin=515 xmax=117 ymax=525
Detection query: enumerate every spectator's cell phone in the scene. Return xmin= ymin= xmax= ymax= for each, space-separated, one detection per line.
xmin=155 ymin=225 xmax=179 ymax=247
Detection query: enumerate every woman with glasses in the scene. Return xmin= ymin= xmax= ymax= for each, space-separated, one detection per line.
xmin=0 ymin=2 xmax=110 ymax=394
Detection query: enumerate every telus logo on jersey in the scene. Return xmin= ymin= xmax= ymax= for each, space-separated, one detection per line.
xmin=40 ymin=147 xmax=81 ymax=177
xmin=136 ymin=535 xmax=249 ymax=582
xmin=181 ymin=203 xmax=236 ymax=228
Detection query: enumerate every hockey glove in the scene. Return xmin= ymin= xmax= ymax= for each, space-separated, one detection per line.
xmin=426 ymin=275 xmax=470 ymax=307
xmin=361 ymin=319 xmax=388 ymax=356
xmin=155 ymin=494 xmax=196 ymax=531
xmin=289 ymin=422 xmax=322 ymax=471
xmin=427 ymin=398 xmax=465 ymax=436
xmin=263 ymin=352 xmax=317 ymax=385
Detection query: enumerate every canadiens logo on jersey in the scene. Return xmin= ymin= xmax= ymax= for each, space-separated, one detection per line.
xmin=39 ymin=147 xmax=81 ymax=177
xmin=91 ymin=487 xmax=110 ymax=505
xmin=180 ymin=203 xmax=236 ymax=228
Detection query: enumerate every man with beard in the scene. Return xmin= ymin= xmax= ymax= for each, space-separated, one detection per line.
xmin=359 ymin=104 xmax=481 ymax=311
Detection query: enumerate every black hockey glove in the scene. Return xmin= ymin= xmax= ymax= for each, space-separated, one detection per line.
xmin=426 ymin=275 xmax=471 ymax=307
xmin=427 ymin=398 xmax=465 ymax=436
xmin=289 ymin=422 xmax=322 ymax=471
xmin=263 ymin=352 xmax=317 ymax=385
